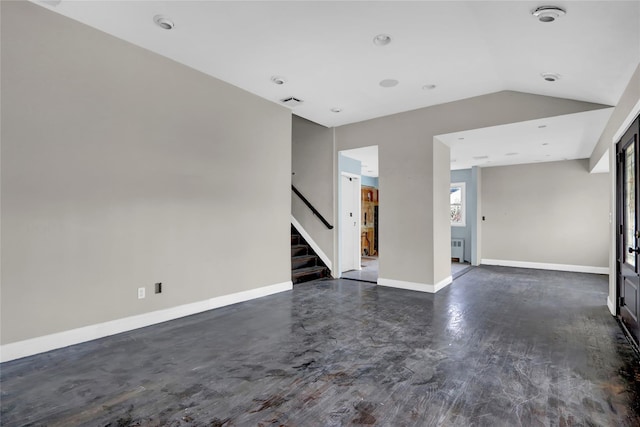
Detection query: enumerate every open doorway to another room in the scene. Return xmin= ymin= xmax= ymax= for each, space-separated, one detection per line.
xmin=339 ymin=146 xmax=379 ymax=283
xmin=450 ymin=170 xmax=475 ymax=279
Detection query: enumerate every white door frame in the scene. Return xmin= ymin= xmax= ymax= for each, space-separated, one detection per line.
xmin=340 ymin=172 xmax=361 ymax=274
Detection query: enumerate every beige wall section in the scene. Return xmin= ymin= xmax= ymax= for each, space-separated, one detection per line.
xmin=590 ymin=64 xmax=640 ymax=172
xmin=1 ymin=2 xmax=292 ymax=344
xmin=588 ymin=63 xmax=640 ymax=313
xmin=336 ymin=91 xmax=610 ymax=287
xmin=377 ymin=142 xmax=434 ymax=284
xmin=432 ymin=140 xmax=452 ymax=282
xmin=291 ymin=116 xmax=334 ymax=261
xmin=481 ymin=160 xmax=609 ymax=268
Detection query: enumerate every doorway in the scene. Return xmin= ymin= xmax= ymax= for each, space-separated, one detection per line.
xmin=616 ymin=115 xmax=640 ymax=348
xmin=339 ymin=146 xmax=379 ymax=282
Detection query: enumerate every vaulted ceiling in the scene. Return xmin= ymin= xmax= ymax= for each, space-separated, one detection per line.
xmin=32 ymin=1 xmax=640 ymax=169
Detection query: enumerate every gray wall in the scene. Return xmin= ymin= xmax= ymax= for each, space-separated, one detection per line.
xmin=292 ymin=116 xmax=334 ymax=260
xmin=335 ymin=91 xmax=609 ymax=287
xmin=588 ymin=62 xmax=640 ymax=311
xmin=590 ymin=63 xmax=640 ymax=171
xmin=339 ymin=154 xmax=362 ymax=176
xmin=1 ymin=2 xmax=292 ymax=344
xmin=481 ymin=160 xmax=609 ymax=268
xmin=361 ymin=176 xmax=379 ymax=188
xmin=450 ymin=169 xmax=474 ymax=263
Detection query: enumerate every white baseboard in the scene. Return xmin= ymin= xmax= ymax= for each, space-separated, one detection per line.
xmin=0 ymin=281 xmax=292 ymax=363
xmin=481 ymin=259 xmax=609 ymax=275
xmin=607 ymin=295 xmax=616 ymax=316
xmin=291 ymin=215 xmax=332 ymax=270
xmin=378 ymin=276 xmax=452 ymax=293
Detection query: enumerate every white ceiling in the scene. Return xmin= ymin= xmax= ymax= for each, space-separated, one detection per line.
xmin=32 ymin=1 xmax=640 ymax=171
xmin=341 ymin=146 xmax=379 ymax=178
xmin=438 ymin=108 xmax=615 ymax=170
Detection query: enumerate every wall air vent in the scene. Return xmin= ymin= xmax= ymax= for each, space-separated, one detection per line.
xmin=280 ymin=97 xmax=303 ymax=108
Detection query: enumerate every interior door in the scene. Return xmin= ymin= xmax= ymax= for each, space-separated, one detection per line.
xmin=341 ymin=174 xmax=359 ymax=272
xmin=617 ymin=117 xmax=640 ymax=346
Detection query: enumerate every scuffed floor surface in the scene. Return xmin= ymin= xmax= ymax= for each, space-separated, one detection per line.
xmin=1 ymin=266 xmax=639 ymax=426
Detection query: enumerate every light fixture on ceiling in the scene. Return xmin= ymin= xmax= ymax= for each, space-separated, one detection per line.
xmin=505 ymin=152 xmax=519 ymax=156
xmin=473 ymin=155 xmax=489 ymax=160
xmin=271 ymin=76 xmax=286 ymax=85
xmin=153 ymin=15 xmax=174 ymax=30
xmin=538 ymin=124 xmax=547 ymax=128
xmin=373 ymin=34 xmax=392 ymax=46
xmin=458 ymin=137 xmax=465 ymax=140
xmin=422 ymin=84 xmax=437 ymax=90
xmin=542 ymin=142 xmax=550 ymax=146
xmin=379 ymin=79 xmax=399 ymax=88
xmin=541 ymin=72 xmax=560 ymax=82
xmin=531 ymin=6 xmax=566 ymax=23
xmin=331 ymin=107 xmax=343 ymax=113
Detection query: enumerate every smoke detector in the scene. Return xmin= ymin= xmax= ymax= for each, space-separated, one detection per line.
xmin=280 ymin=97 xmax=303 ymax=108
xmin=531 ymin=6 xmax=566 ymax=22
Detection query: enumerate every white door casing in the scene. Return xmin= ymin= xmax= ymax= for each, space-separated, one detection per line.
xmin=341 ymin=173 xmax=360 ymax=273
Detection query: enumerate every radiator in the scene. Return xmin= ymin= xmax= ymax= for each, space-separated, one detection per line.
xmin=451 ymin=239 xmax=464 ymax=261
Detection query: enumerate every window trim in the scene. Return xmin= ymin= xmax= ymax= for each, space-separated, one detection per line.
xmin=450 ymin=182 xmax=466 ymax=227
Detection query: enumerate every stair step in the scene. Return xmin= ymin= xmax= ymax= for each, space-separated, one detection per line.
xmin=291 ymin=266 xmax=329 ymax=284
xmin=292 ymin=254 xmax=317 ymax=270
xmin=290 ymin=223 xmax=331 ymax=284
xmin=291 ymin=244 xmax=308 ymax=256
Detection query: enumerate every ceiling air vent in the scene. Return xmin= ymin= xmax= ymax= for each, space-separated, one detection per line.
xmin=280 ymin=97 xmax=303 ymax=108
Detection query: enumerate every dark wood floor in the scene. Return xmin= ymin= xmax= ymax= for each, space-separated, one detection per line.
xmin=1 ymin=266 xmax=639 ymax=426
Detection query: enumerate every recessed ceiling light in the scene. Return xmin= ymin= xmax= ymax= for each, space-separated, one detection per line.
xmin=330 ymin=107 xmax=342 ymax=113
xmin=473 ymin=155 xmax=489 ymax=160
xmin=458 ymin=137 xmax=465 ymax=140
xmin=542 ymin=143 xmax=550 ymax=146
xmin=373 ymin=34 xmax=392 ymax=46
xmin=505 ymin=152 xmax=519 ymax=156
xmin=538 ymin=125 xmax=547 ymax=128
xmin=271 ymin=76 xmax=286 ymax=85
xmin=531 ymin=6 xmax=566 ymax=23
xmin=379 ymin=79 xmax=399 ymax=88
xmin=541 ymin=73 xmax=560 ymax=82
xmin=153 ymin=15 xmax=174 ymax=30
xmin=423 ymin=84 xmax=437 ymax=90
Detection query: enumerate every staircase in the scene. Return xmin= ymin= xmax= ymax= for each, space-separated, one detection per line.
xmin=291 ymin=225 xmax=331 ymax=284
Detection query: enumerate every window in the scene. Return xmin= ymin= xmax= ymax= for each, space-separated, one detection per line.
xmin=450 ymin=182 xmax=465 ymax=227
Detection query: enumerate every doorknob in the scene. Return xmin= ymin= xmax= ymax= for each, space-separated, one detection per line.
xmin=628 ymin=246 xmax=640 ymax=254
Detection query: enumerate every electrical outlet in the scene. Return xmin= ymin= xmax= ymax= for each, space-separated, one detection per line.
xmin=138 ymin=287 xmax=145 ymax=299
xmin=155 ymin=282 xmax=162 ymax=294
